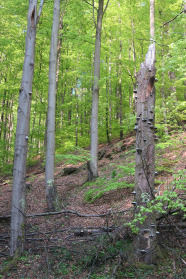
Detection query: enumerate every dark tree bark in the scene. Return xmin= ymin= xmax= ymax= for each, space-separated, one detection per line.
xmin=133 ymin=43 xmax=156 ymax=264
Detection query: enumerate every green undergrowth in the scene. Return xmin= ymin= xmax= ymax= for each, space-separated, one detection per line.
xmin=128 ymin=169 xmax=186 ymax=234
xmin=2 ymin=235 xmax=184 ymax=279
xmin=155 ymin=157 xmax=178 ymax=174
xmin=48 ymin=236 xmax=134 ymax=278
xmin=49 ymin=236 xmax=185 ymax=279
xmin=82 ymin=132 xmax=185 ymax=203
xmin=155 ymin=133 xmax=185 ymax=174
xmin=83 ymin=162 xmax=135 ymax=202
xmin=55 ymin=147 xmax=90 ymax=165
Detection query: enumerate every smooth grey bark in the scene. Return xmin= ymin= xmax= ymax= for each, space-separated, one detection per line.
xmin=45 ymin=0 xmax=60 ymax=211
xmin=133 ymin=0 xmax=157 ymax=264
xmin=88 ymin=0 xmax=104 ymax=180
xmin=161 ymin=52 xmax=169 ymax=136
xmin=150 ymin=0 xmax=155 ymax=40
xmin=119 ymin=41 xmax=123 ymax=140
xmin=105 ymin=55 xmax=110 ymax=144
xmin=10 ymin=0 xmax=44 ymax=256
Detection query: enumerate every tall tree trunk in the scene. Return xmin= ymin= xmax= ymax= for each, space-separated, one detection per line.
xmin=118 ymin=4 xmax=123 ymax=139
xmin=88 ymin=0 xmax=104 ymax=180
xmin=10 ymin=0 xmax=38 ymax=256
xmin=119 ymin=41 xmax=123 ymax=140
xmin=75 ymin=86 xmax=79 ymax=147
xmin=105 ymin=55 xmax=110 ymax=144
xmin=133 ymin=0 xmax=157 ymax=264
xmin=131 ymin=21 xmax=137 ymax=115
xmin=161 ymin=49 xmax=169 ymax=136
xmin=45 ymin=0 xmax=60 ymax=211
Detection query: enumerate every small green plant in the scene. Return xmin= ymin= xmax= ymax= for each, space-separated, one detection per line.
xmin=78 ymin=236 xmax=132 ymax=277
xmin=111 ymin=169 xmax=117 ymax=179
xmin=128 ymin=170 xmax=186 ymax=233
xmin=55 ymin=147 xmax=90 ymax=165
xmin=83 ymin=163 xmax=135 ymax=202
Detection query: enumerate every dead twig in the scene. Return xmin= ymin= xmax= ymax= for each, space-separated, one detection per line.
xmin=110 ymin=255 xmax=122 ymax=279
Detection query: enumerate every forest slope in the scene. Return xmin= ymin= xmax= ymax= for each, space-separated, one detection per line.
xmin=0 ymin=131 xmax=185 ymax=278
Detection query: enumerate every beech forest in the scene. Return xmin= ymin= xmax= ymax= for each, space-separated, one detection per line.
xmin=0 ymin=0 xmax=186 ymax=278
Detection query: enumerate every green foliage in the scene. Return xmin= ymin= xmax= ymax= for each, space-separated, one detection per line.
xmin=55 ymin=147 xmax=90 ymax=165
xmin=164 ymin=93 xmax=186 ymax=129
xmin=84 ymin=163 xmax=135 ymax=202
xmin=156 ymin=134 xmax=181 ymax=150
xmin=156 ymin=157 xmax=178 ymax=174
xmin=81 ymin=239 xmax=130 ymax=267
xmin=0 ymin=0 xmax=185 ymax=170
xmin=128 ymin=170 xmax=186 ymax=233
xmin=76 ymin=236 xmax=132 ymax=278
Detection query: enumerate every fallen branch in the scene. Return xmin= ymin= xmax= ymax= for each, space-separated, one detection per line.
xmin=159 ymin=222 xmax=186 ymax=229
xmin=110 ymin=255 xmax=122 ymax=279
xmin=0 ymin=208 xmax=133 ymax=220
xmin=73 ymin=226 xmax=118 ymax=237
xmin=156 ymin=208 xmax=183 ymax=221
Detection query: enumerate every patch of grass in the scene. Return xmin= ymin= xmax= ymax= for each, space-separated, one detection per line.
xmin=83 ymin=163 xmax=135 ymax=202
xmin=155 ymin=157 xmax=179 ymax=174
xmin=26 ymin=174 xmax=36 ymax=183
xmin=50 ymin=247 xmax=74 ymax=276
xmin=0 ymin=163 xmax=13 ymax=177
xmin=55 ymin=147 xmax=90 ymax=165
xmin=155 ymin=179 xmax=165 ymax=187
xmin=77 ymin=237 xmax=132 ymax=276
xmin=156 ymin=133 xmax=184 ymax=152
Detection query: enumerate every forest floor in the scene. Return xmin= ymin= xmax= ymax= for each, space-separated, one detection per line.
xmin=0 ymin=131 xmax=186 ymax=278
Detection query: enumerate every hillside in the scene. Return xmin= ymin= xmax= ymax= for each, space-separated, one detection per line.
xmin=0 ymin=132 xmax=185 ymax=278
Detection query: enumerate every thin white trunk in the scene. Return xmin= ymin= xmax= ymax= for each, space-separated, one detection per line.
xmin=10 ymin=0 xmax=38 ymax=256
xmin=89 ymin=0 xmax=104 ymax=180
xmin=150 ymin=0 xmax=155 ymax=41
xmin=161 ymin=54 xmax=169 ymax=136
xmin=45 ymin=0 xmax=60 ymax=211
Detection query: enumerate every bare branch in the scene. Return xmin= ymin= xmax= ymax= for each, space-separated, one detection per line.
xmin=110 ymin=255 xmax=122 ymax=279
xmin=37 ymin=0 xmax=45 ymax=24
xmin=135 ymin=37 xmax=168 ymax=47
xmin=93 ymin=0 xmax=97 ymax=29
xmin=163 ymin=10 xmax=184 ymax=26
xmin=82 ymin=0 xmax=97 ymax=28
xmin=103 ymin=0 xmax=110 ymax=16
xmin=82 ymin=0 xmax=97 ymax=10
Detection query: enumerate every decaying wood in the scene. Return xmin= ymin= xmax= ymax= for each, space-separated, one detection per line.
xmin=133 ymin=41 xmax=157 ymax=264
xmin=159 ymin=222 xmax=186 ymax=229
xmin=73 ymin=226 xmax=117 ymax=237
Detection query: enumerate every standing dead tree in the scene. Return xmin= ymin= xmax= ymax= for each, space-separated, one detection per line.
xmin=133 ymin=0 xmax=158 ymax=265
